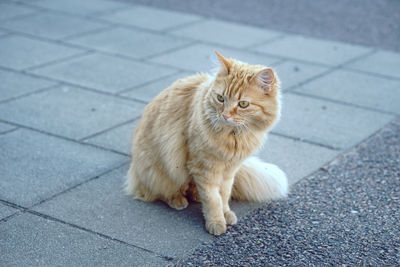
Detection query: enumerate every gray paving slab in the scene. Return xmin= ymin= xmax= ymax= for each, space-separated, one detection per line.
xmin=272 ymin=60 xmax=330 ymax=90
xmin=84 ymin=120 xmax=139 ymax=155
xmin=32 ymin=165 xmax=211 ymax=258
xmin=30 ymin=53 xmax=178 ymax=93
xmin=0 ymin=213 xmax=165 ymax=266
xmin=252 ymin=35 xmax=373 ymax=66
xmin=170 ymin=19 xmax=281 ymax=49
xmin=33 ymin=164 xmax=261 ymax=258
xmin=347 ymin=50 xmax=400 ymax=79
xmin=29 ymin=0 xmax=128 ymax=16
xmin=1 ymin=11 xmax=109 ymax=40
xmin=121 ymin=72 xmax=192 ymax=103
xmin=0 ymin=35 xmax=86 ymax=70
xmin=100 ymin=5 xmax=203 ymax=31
xmin=0 ymin=85 xmax=144 ymax=140
xmin=0 ymin=129 xmax=127 ymax=207
xmin=0 ymin=122 xmax=17 ymax=134
xmin=274 ymin=93 xmax=394 ymax=149
xmin=0 ymin=203 xmax=18 ymax=220
xmin=0 ymin=29 xmax=9 ymax=37
xmin=294 ymin=69 xmax=400 ymax=114
xmin=0 ymin=2 xmax=37 ymax=21
xmin=257 ymin=134 xmax=339 ymax=185
xmin=149 ymin=43 xmax=281 ymax=72
xmin=0 ymin=68 xmax=55 ymax=102
xmin=68 ymin=27 xmax=192 ymax=60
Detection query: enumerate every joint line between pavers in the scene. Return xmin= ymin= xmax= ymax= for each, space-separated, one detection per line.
xmin=0 ymin=197 xmax=170 ymax=262
xmin=290 ymin=116 xmax=400 ymax=188
xmin=283 ymin=49 xmax=380 ymax=94
xmin=8 ymin=69 xmax=152 ymax=106
xmin=287 ymin=90 xmax=399 ymax=116
xmin=22 ymin=50 xmax=94 ymax=72
xmin=269 ymin=131 xmax=340 ymax=151
xmin=116 ymin=69 xmax=186 ymax=95
xmin=341 ymin=66 xmax=400 ymax=82
xmin=26 ymin=209 xmax=173 ymax=262
xmin=0 ymin=8 xmax=43 ymax=24
xmin=79 ymin=117 xmax=140 ymax=142
xmin=60 ymin=24 xmax=117 ymax=41
xmin=13 ymin=0 xmax=129 ymax=24
xmin=0 ymin=126 xmax=19 ymax=136
xmin=337 ymin=48 xmax=377 ymax=68
xmin=162 ymin=17 xmax=208 ymax=33
xmin=30 ymin=161 xmax=130 ymax=209
xmin=0 ymin=118 xmax=131 ymax=157
xmin=242 ymin=34 xmax=287 ymax=50
xmin=0 ymin=83 xmax=61 ymax=105
xmin=0 ymin=27 xmax=98 ymax=53
xmin=141 ymin=41 xmax=198 ymax=61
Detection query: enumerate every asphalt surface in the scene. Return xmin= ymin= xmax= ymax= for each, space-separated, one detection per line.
xmin=176 ymin=118 xmax=400 ymax=266
xmin=121 ymin=0 xmax=400 ymax=52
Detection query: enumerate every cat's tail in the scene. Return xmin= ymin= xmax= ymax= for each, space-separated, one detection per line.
xmin=231 ymin=156 xmax=288 ymax=202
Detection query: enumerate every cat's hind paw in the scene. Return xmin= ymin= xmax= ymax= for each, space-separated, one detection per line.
xmin=224 ymin=210 xmax=237 ymax=225
xmin=206 ymin=219 xmax=227 ymax=236
xmin=167 ymin=194 xmax=189 ymax=210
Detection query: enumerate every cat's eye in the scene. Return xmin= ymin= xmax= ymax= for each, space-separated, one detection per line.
xmin=238 ymin=101 xmax=249 ymax=108
xmin=217 ymin=94 xmax=224 ymax=103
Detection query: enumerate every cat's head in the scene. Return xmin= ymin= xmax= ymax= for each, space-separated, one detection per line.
xmin=205 ymin=51 xmax=281 ymax=133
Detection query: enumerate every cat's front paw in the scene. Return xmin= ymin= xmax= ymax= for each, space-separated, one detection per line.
xmin=206 ymin=219 xmax=227 ymax=236
xmin=224 ymin=210 xmax=237 ymax=225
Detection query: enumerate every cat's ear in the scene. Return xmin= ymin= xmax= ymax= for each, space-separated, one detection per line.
xmin=252 ymin=68 xmax=277 ymax=94
xmin=215 ymin=51 xmax=231 ymax=75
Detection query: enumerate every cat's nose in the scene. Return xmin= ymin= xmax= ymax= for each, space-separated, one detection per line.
xmin=223 ymin=114 xmax=229 ymax=120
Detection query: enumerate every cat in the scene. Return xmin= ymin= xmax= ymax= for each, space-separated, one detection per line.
xmin=125 ymin=51 xmax=288 ymax=235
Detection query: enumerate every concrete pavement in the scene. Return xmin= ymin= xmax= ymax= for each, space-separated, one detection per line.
xmin=0 ymin=0 xmax=399 ymax=265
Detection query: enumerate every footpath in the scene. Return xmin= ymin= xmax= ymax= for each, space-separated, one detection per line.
xmin=0 ymin=0 xmax=399 ymax=265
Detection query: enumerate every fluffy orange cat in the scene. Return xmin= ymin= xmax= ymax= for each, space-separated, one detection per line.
xmin=125 ymin=52 xmax=288 ymax=235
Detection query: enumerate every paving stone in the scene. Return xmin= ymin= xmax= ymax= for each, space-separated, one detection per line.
xmin=0 ymin=85 xmax=144 ymax=140
xmin=274 ymin=93 xmax=394 ymax=149
xmin=0 ymin=29 xmax=9 ymax=37
xmin=171 ymin=19 xmax=281 ymax=48
xmin=30 ymin=53 xmax=177 ymax=93
xmin=84 ymin=120 xmax=139 ymax=155
xmin=150 ymin=43 xmax=281 ymax=72
xmin=33 ymin=165 xmax=262 ymax=258
xmin=100 ymin=5 xmax=203 ymax=31
xmin=0 ymin=129 xmax=126 ymax=207
xmin=272 ymin=60 xmax=330 ymax=90
xmin=294 ymin=69 xmax=400 ymax=114
xmin=347 ymin=50 xmax=400 ymax=79
xmin=0 ymin=69 xmax=55 ymax=102
xmin=30 ymin=0 xmax=128 ymax=16
xmin=121 ymin=72 xmax=193 ymax=103
xmin=0 ymin=35 xmax=85 ymax=70
xmin=0 ymin=2 xmax=37 ymax=21
xmin=257 ymin=134 xmax=339 ymax=185
xmin=68 ymin=27 xmax=192 ymax=59
xmin=0 ymin=204 xmax=17 ymax=220
xmin=1 ymin=11 xmax=109 ymax=40
xmin=252 ymin=35 xmax=372 ymax=66
xmin=0 ymin=213 xmax=165 ymax=266
xmin=0 ymin=122 xmax=17 ymax=134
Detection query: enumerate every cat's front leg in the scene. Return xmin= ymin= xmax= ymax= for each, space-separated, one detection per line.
xmin=220 ymin=177 xmax=237 ymax=225
xmin=195 ymin=181 xmax=226 ymax=235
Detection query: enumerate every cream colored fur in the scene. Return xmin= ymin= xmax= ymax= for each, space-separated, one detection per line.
xmin=125 ymin=52 xmax=288 ymax=235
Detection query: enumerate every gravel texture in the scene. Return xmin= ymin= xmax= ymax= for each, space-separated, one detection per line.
xmin=177 ymin=118 xmax=400 ymax=266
